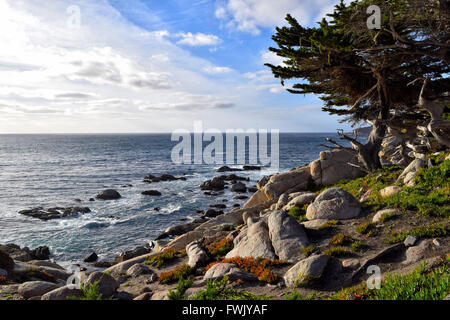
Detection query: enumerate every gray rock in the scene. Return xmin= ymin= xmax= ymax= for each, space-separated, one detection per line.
xmin=18 ymin=281 xmax=60 ymax=299
xmin=268 ymin=211 xmax=309 ymax=262
xmin=231 ymin=182 xmax=247 ymax=193
xmin=225 ymin=220 xmax=276 ymax=259
xmin=404 ymin=235 xmax=418 ymax=247
xmin=275 ymin=193 xmax=290 ymax=210
xmin=200 ymin=177 xmax=225 ymax=191
xmin=126 ymin=263 xmax=154 ymax=277
xmin=204 ymin=263 xmax=256 ymax=282
xmin=404 ymin=240 xmax=433 ymax=264
xmin=283 ymin=193 xmax=318 ymax=211
xmin=380 ymin=186 xmax=402 ymax=198
xmin=151 ymin=290 xmax=169 ymax=300
xmin=186 ymin=241 xmax=209 ymax=268
xmin=41 ymin=286 xmax=83 ymax=300
xmin=0 ymin=250 xmax=14 ymax=274
xmin=284 ymin=254 xmax=329 ymax=288
xmin=306 ymin=188 xmax=361 ymax=220
xmin=397 ymin=159 xmax=427 ymax=186
xmin=83 ymin=271 xmax=119 ymax=298
xmin=96 ymin=189 xmax=121 ymax=200
xmin=372 ymin=209 xmax=400 ymax=223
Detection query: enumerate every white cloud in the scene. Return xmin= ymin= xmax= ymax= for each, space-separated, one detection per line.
xmin=216 ymin=0 xmax=339 ymax=34
xmin=203 ymin=66 xmax=234 ymax=74
xmin=175 ymin=32 xmax=221 ymax=46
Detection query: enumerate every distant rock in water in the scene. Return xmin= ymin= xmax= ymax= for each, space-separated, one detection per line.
xmin=96 ymin=189 xmax=121 ymax=200
xmin=231 ymin=182 xmax=247 ymax=193
xmin=19 ymin=207 xmax=91 ymax=221
xmin=143 ymin=174 xmax=186 ymax=183
xmin=83 ymin=252 xmax=98 ymax=263
xmin=141 ymin=190 xmax=162 ymax=196
xmin=242 ymin=165 xmax=261 ymax=171
xmin=0 ymin=243 xmax=50 ymax=262
xmin=201 ymin=174 xmax=249 ymax=191
xmin=217 ymin=166 xmax=242 ymax=172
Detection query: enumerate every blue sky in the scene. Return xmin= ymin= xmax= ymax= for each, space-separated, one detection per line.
xmin=0 ymin=0 xmax=350 ymax=133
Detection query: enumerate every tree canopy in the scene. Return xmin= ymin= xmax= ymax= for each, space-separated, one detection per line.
xmin=266 ymin=0 xmax=450 ymax=171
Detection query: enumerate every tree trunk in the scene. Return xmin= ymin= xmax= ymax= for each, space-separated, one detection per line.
xmin=357 ymin=120 xmax=386 ymax=172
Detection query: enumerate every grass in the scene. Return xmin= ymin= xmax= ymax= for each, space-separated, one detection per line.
xmin=324 ymin=161 xmax=450 ymax=218
xmin=377 ymin=211 xmax=397 ymax=223
xmin=283 ymin=290 xmax=320 ymax=300
xmin=318 ymin=220 xmax=339 ymax=230
xmin=168 ymin=278 xmax=194 ymax=300
xmin=144 ymin=249 xmax=185 ymax=268
xmin=188 ymin=276 xmax=267 ymax=300
xmin=330 ymin=264 xmax=449 ymax=300
xmin=288 ymin=205 xmax=308 ymax=222
xmin=330 ymin=233 xmax=354 ymax=246
xmin=68 ymin=281 xmax=103 ymax=300
xmin=385 ymin=223 xmax=449 ymax=244
xmin=356 ymin=222 xmax=376 ymax=237
xmin=323 ymin=247 xmax=350 ymax=257
xmin=350 ymin=240 xmax=367 ymax=252
xmin=159 ymin=264 xmax=194 ymax=284
xmin=301 ymin=245 xmax=317 ymax=257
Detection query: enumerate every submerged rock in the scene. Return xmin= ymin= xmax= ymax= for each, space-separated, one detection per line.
xmin=83 ymin=252 xmax=98 ymax=263
xmin=96 ymin=189 xmax=121 ymax=200
xmin=19 ymin=207 xmax=91 ymax=221
xmin=231 ymin=182 xmax=247 ymax=193
xmin=141 ymin=190 xmax=162 ymax=196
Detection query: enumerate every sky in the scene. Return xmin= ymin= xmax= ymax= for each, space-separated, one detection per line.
xmin=0 ymin=0 xmax=349 ymax=133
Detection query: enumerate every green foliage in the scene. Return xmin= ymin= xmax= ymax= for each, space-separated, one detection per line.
xmin=168 ymin=278 xmax=194 ymax=300
xmin=368 ymin=265 xmax=449 ymax=300
xmin=288 ymin=205 xmax=308 ymax=222
xmin=301 ymin=245 xmax=317 ymax=257
xmin=283 ymin=290 xmax=320 ymax=300
xmin=377 ymin=212 xmax=397 ymax=223
xmin=350 ymin=241 xmax=367 ymax=252
xmin=318 ymin=220 xmax=338 ymax=230
xmin=188 ymin=276 xmax=266 ymax=300
xmin=356 ymin=222 xmax=376 ymax=237
xmin=330 ymin=233 xmax=354 ymax=246
xmin=145 ymin=249 xmax=184 ymax=269
xmin=385 ymin=223 xmax=448 ymax=244
xmin=68 ymin=281 xmax=103 ymax=300
xmin=206 ymin=238 xmax=234 ymax=259
xmin=323 ymin=247 xmax=350 ymax=257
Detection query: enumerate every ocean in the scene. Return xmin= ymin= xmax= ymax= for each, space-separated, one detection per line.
xmin=0 ymin=133 xmax=342 ymax=263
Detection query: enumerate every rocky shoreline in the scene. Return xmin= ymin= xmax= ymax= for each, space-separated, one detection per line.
xmin=1 ymin=151 xmax=449 ymax=300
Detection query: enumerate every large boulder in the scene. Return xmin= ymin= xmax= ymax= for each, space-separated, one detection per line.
xmin=18 ymin=281 xmax=60 ymax=299
xmin=96 ymin=189 xmax=121 ymax=200
xmin=186 ymin=241 xmax=209 ymax=268
xmin=310 ymin=149 xmax=364 ymax=186
xmin=225 ymin=220 xmax=276 ymax=260
xmin=41 ymin=286 xmax=83 ymax=300
xmin=83 ymin=272 xmax=119 ymax=298
xmin=268 ymin=211 xmax=309 ymax=262
xmin=404 ymin=240 xmax=434 ymax=264
xmin=283 ymin=254 xmax=329 ymax=287
xmin=306 ymin=188 xmax=361 ymax=220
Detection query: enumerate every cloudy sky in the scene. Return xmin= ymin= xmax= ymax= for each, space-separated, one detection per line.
xmin=0 ymin=0 xmax=348 ymax=133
